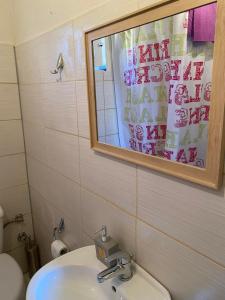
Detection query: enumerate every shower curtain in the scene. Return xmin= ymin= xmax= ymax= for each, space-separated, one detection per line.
xmin=111 ymin=11 xmax=213 ymax=167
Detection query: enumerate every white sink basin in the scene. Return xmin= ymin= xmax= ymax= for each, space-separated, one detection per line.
xmin=27 ymin=245 xmax=171 ymax=300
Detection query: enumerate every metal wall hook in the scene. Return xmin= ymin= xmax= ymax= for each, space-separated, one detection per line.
xmin=50 ymin=53 xmax=64 ymax=81
xmin=53 ymin=218 xmax=65 ymax=240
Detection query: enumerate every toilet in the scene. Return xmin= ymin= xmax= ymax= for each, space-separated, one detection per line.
xmin=0 ymin=206 xmax=25 ymax=300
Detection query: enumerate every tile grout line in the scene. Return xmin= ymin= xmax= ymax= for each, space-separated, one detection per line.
xmin=0 ymin=152 xmax=25 ymax=159
xmin=72 ymin=29 xmax=83 ymax=244
xmin=13 ymin=45 xmax=36 ymax=242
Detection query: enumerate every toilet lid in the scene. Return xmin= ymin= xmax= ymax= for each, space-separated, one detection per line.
xmin=0 ymin=253 xmax=25 ymax=300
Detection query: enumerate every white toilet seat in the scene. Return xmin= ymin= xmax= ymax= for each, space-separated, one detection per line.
xmin=0 ymin=253 xmax=25 ymax=300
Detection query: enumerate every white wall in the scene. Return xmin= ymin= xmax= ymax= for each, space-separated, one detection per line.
xmin=12 ymin=0 xmax=109 ymax=45
xmin=12 ymin=0 xmax=167 ymax=45
xmin=0 ymin=0 xmax=14 ymax=44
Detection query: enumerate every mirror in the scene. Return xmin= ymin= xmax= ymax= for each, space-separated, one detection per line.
xmin=86 ymin=0 xmax=225 ymax=189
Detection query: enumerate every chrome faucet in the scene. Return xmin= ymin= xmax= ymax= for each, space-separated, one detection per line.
xmin=97 ymin=251 xmax=133 ymax=283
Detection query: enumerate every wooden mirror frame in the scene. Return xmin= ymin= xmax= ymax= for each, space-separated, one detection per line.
xmin=85 ymin=0 xmax=225 ymax=189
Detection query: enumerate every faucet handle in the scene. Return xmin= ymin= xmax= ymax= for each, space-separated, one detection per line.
xmin=105 ymin=251 xmax=131 ymax=266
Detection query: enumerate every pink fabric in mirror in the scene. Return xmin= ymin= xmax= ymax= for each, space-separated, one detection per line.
xmin=188 ymin=3 xmax=217 ymax=42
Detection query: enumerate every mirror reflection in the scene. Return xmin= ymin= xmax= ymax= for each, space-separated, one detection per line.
xmin=93 ymin=2 xmax=217 ymax=168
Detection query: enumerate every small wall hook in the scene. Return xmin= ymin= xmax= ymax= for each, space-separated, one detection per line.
xmin=50 ymin=53 xmax=64 ymax=81
xmin=53 ymin=218 xmax=65 ymax=240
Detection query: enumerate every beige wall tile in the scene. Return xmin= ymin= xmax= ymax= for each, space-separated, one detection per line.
xmin=81 ymin=188 xmax=136 ymax=255
xmin=4 ymin=213 xmax=33 ymax=252
xmin=136 ymin=220 xmax=225 ymax=300
xmin=73 ymin=28 xmax=87 ymax=81
xmin=0 ymin=184 xmax=30 ymax=219
xmin=0 ymin=120 xmax=24 ymax=156
xmin=44 ymin=163 xmax=81 ymax=226
xmin=79 ymin=137 xmax=136 ymax=215
xmin=0 ymin=154 xmax=27 ymax=189
xmin=137 ymin=167 xmax=225 ymax=266
xmin=19 ymin=84 xmax=45 ymax=125
xmin=27 ymin=156 xmax=48 ymax=197
xmin=23 ymin=121 xmax=47 ymax=163
xmin=0 ymin=45 xmax=17 ymax=83
xmin=38 ymin=22 xmax=75 ymax=83
xmin=81 ymin=231 xmax=94 ymax=247
xmin=27 ymin=156 xmax=81 ymax=229
xmin=75 ymin=81 xmax=90 ymax=138
xmin=16 ymin=22 xmax=75 ymax=84
xmin=31 ymin=187 xmax=81 ymax=265
xmin=30 ymin=188 xmax=55 ymax=265
xmin=0 ymin=84 xmax=21 ymax=120
xmin=43 ymin=81 xmax=78 ymax=135
xmin=45 ymin=128 xmax=80 ymax=183
xmin=16 ymin=38 xmax=43 ymax=84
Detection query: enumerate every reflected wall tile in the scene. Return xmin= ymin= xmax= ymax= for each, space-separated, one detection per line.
xmin=95 ymin=81 xmax=104 ymax=110
xmin=137 ymin=167 xmax=225 ymax=266
xmin=0 ymin=84 xmax=21 ymax=120
xmin=105 ymin=134 xmax=120 ymax=147
xmin=105 ymin=109 xmax=118 ymax=135
xmin=81 ymin=188 xmax=136 ymax=255
xmin=79 ymin=137 xmax=136 ymax=215
xmin=97 ymin=110 xmax=105 ymax=138
xmin=136 ymin=220 xmax=225 ymax=300
xmin=104 ymin=81 xmax=116 ymax=109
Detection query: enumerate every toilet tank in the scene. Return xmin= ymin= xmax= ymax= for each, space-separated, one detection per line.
xmin=0 ymin=206 xmax=4 ymax=253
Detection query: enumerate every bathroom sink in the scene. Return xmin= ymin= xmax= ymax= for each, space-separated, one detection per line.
xmin=27 ymin=245 xmax=171 ymax=300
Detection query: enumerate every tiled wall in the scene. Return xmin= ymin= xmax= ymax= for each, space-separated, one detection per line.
xmin=0 ymin=44 xmax=33 ymax=272
xmin=15 ymin=1 xmax=225 ymax=299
